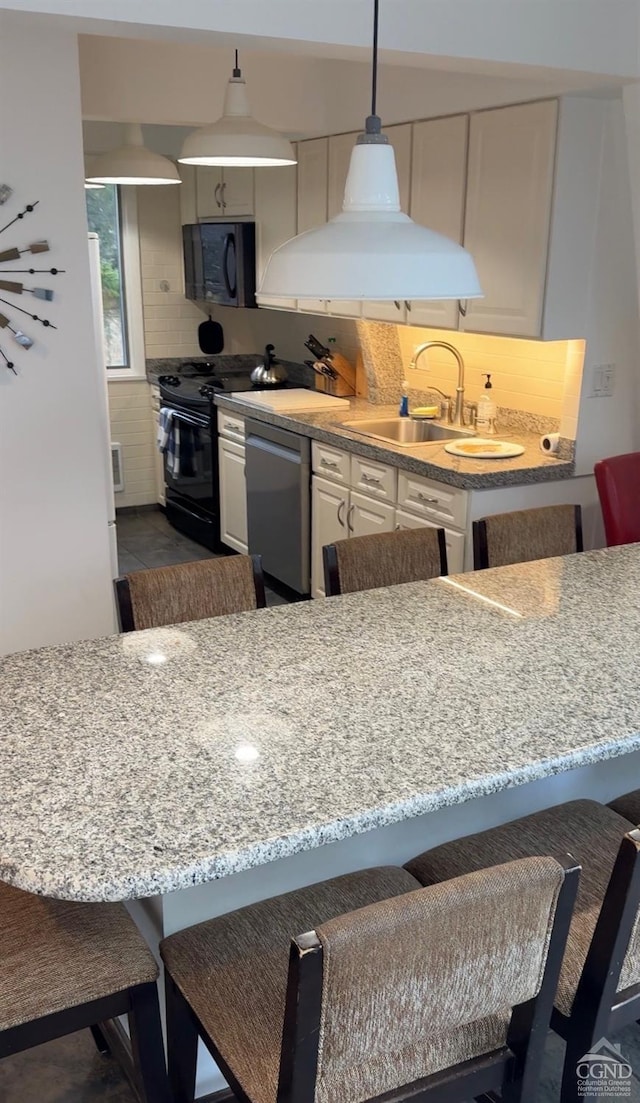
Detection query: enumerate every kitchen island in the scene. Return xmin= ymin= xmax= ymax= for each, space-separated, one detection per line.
xmin=2 ymin=546 xmax=640 ymax=1093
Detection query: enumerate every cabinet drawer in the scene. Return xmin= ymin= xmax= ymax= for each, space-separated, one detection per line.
xmin=312 ymin=440 xmax=350 ymax=484
xmin=395 ymin=508 xmax=465 ymax=575
xmin=350 ymin=454 xmax=397 ymax=503
xmin=397 ymin=471 xmax=468 ymax=530
xmin=217 ymin=410 xmax=246 ymax=442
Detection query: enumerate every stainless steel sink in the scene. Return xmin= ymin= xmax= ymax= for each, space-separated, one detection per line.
xmin=338 ymin=417 xmax=472 ymax=446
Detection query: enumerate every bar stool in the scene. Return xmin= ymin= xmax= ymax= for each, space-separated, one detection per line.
xmin=160 ymin=858 xmax=578 ymax=1103
xmin=472 ymin=503 xmax=583 ymax=569
xmin=609 ymin=788 xmax=640 ymax=823
xmin=404 ymin=800 xmax=640 ymax=1103
xmin=115 ymin=553 xmax=266 ymax=631
xmin=594 ymin=452 xmax=640 ymax=546
xmin=0 ymin=880 xmax=170 ymax=1102
xmin=323 ymin=526 xmax=447 ymax=597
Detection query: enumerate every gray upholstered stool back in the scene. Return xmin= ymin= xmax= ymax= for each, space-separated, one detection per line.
xmin=115 ymin=554 xmax=265 ymax=631
xmin=473 ymin=504 xmax=583 ymax=570
xmin=323 ymin=526 xmax=447 ymax=597
xmin=281 ymin=855 xmax=574 ymax=1103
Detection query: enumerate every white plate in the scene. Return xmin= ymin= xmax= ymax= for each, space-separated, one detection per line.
xmin=444 ymin=438 xmax=525 ymax=459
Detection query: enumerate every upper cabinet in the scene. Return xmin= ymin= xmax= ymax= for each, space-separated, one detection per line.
xmin=254 ymin=145 xmax=297 ymax=312
xmin=297 ymin=138 xmax=329 ymax=315
xmin=327 ymin=132 xmax=361 ymax=318
xmin=178 ymin=163 xmax=197 ymax=225
xmin=195 ymin=166 xmax=254 ymax=219
xmin=461 ymin=100 xmax=557 ymax=337
xmin=408 ymin=115 xmax=468 ymax=330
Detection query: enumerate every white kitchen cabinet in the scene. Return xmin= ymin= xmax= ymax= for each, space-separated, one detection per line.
xmin=296 ymin=138 xmax=328 ymax=315
xmin=363 ymin=123 xmax=413 ymax=325
xmin=462 ymin=100 xmax=557 ymax=337
xmin=196 ymin=167 xmax=254 ymax=219
xmin=327 ymin=131 xmax=362 ymax=319
xmin=254 ymin=149 xmax=297 ymax=311
xmin=311 ymin=474 xmax=348 ymax=598
xmin=218 ymin=411 xmax=247 ymax=554
xmin=150 ymin=386 xmax=165 ymax=507
xmin=408 ymin=115 xmax=468 ymax=330
xmin=394 ymin=508 xmax=465 ymax=574
xmin=349 ymin=492 xmax=395 ymax=538
xmin=218 ymin=437 xmax=248 ymax=554
xmin=178 ymin=164 xmax=197 ymax=225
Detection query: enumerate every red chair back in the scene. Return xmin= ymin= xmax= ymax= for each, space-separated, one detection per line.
xmin=594 ymin=452 xmax=640 ymax=546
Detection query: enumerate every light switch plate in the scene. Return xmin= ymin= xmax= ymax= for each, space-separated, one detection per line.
xmin=589 ymin=363 xmax=616 ymax=398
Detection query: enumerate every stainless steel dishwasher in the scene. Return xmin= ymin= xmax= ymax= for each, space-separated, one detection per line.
xmin=245 ymin=419 xmax=311 ymax=594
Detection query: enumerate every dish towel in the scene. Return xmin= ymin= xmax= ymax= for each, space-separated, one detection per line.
xmin=158 ymin=406 xmax=180 ymax=477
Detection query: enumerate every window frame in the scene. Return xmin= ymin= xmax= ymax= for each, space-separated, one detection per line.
xmin=108 ymin=187 xmax=145 ymax=380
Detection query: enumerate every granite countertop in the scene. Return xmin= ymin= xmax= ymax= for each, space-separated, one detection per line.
xmin=215 ymin=394 xmax=574 ymax=490
xmin=1 ymin=545 xmax=639 ymax=902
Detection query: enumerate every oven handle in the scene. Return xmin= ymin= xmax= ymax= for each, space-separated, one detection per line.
xmin=222 ymin=232 xmax=237 ymax=300
xmin=164 ymin=408 xmax=209 ymax=430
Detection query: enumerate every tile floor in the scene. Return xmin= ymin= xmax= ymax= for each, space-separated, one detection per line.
xmin=4 ymin=1023 xmax=640 ymax=1102
xmin=116 ymin=507 xmax=290 ymax=607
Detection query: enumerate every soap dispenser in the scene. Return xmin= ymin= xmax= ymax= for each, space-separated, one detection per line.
xmin=477 ymin=373 xmax=497 ymax=435
xmin=399 ymin=380 xmax=410 ymax=418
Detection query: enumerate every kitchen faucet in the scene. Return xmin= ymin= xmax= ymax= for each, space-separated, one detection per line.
xmin=409 ymin=341 xmax=467 ymax=427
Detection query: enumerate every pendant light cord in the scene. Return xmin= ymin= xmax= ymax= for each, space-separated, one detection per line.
xmin=365 ymin=0 xmax=382 ymax=137
xmin=371 ymin=0 xmax=379 ymax=117
xmin=233 ymin=48 xmax=241 ymax=78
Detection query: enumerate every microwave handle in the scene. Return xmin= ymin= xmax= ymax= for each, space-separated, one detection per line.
xmin=222 ymin=232 xmax=237 ymax=300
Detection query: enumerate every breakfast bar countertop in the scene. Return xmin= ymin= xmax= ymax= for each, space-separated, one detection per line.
xmin=1 ymin=545 xmax=639 ymax=903
xmin=215 ymin=394 xmax=574 ymax=490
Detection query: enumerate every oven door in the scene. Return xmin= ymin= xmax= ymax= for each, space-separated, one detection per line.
xmin=162 ymin=407 xmax=216 ymax=516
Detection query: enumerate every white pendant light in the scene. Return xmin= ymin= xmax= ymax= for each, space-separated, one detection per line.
xmin=179 ymin=51 xmax=296 ymax=168
xmin=258 ymin=2 xmax=482 ymax=304
xmin=86 ymin=124 xmax=181 ymax=186
xmin=84 ymin=156 xmax=104 ymax=190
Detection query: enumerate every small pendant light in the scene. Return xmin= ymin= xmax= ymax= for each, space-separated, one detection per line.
xmin=258 ymin=1 xmax=482 ymax=304
xmin=86 ymin=125 xmax=181 ymax=186
xmin=179 ymin=51 xmax=296 ymax=168
xmin=84 ymin=156 xmax=104 ymax=190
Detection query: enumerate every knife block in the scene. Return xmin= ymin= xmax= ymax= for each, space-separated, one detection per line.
xmin=314 ymin=350 xmax=358 ymax=397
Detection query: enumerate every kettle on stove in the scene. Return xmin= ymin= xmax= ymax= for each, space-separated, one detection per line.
xmin=250 ymin=344 xmax=288 ymax=386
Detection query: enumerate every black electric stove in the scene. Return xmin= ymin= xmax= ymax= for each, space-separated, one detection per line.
xmin=156 ymin=361 xmax=299 ymax=552
xmin=157 ymin=362 xmax=292 ymax=411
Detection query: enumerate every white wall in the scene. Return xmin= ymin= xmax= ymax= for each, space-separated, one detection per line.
xmin=0 ymin=13 xmax=117 ymax=653
xmin=544 ymin=95 xmax=640 ymax=474
xmin=108 ymin=381 xmax=156 ymax=507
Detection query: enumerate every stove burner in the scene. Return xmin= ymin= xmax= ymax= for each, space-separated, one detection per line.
xmin=158 ymin=374 xmax=181 ymax=387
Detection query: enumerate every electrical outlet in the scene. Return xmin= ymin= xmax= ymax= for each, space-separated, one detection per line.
xmin=589 ymin=363 xmax=616 ymax=398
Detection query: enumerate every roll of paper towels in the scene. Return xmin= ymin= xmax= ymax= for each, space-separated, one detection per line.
xmin=540 ymin=432 xmax=560 ymax=454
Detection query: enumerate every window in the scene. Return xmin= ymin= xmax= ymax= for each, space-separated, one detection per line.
xmin=85 ymin=184 xmax=144 ymax=377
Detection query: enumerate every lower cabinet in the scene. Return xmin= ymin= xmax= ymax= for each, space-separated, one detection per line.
xmin=218 ymin=436 xmax=248 ymax=554
xmin=311 ymin=476 xmax=349 ymax=599
xmin=150 ymin=386 xmax=165 ymax=507
xmin=350 ymin=492 xmax=395 ymax=538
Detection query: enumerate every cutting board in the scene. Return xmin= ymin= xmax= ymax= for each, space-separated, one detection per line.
xmin=230 ymin=389 xmax=351 ymax=412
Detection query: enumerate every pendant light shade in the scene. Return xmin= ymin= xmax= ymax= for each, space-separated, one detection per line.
xmin=179 ymin=55 xmax=296 ymax=167
xmin=86 ymin=124 xmax=181 ymax=186
xmin=84 ymin=157 xmax=104 ymax=190
xmin=258 ymin=142 xmax=482 ymax=302
xmin=258 ymin=0 xmax=481 ymax=304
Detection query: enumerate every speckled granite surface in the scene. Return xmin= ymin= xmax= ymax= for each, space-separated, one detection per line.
xmin=217 ymin=395 xmax=574 ymax=489
xmin=1 ymin=545 xmax=639 ymax=902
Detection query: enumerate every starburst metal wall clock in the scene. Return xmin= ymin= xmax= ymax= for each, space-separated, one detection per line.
xmin=0 ymin=184 xmax=64 ymax=376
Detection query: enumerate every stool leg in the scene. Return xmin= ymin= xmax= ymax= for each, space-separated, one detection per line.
xmin=165 ymin=974 xmax=199 ymax=1103
xmin=128 ymin=982 xmax=172 ymax=1103
xmin=561 ymin=1033 xmax=591 ymax=1103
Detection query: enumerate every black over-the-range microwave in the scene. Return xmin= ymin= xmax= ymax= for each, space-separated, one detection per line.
xmin=182 ymin=222 xmax=257 ymax=308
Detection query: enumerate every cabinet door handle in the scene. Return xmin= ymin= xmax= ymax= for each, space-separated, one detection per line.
xmin=322 ymin=458 xmax=339 ymax=470
xmin=347 ymin=504 xmax=355 ymax=533
xmin=458 ymin=299 xmax=467 ymax=318
xmin=395 ymin=523 xmax=401 ymax=531
xmin=214 ymin=182 xmax=222 ymax=208
xmin=220 ymin=181 xmax=227 ymax=209
xmin=337 ymin=500 xmax=346 ymax=527
xmin=417 ymin=492 xmax=439 ymax=504
xmin=362 ymin=472 xmax=382 ymax=486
